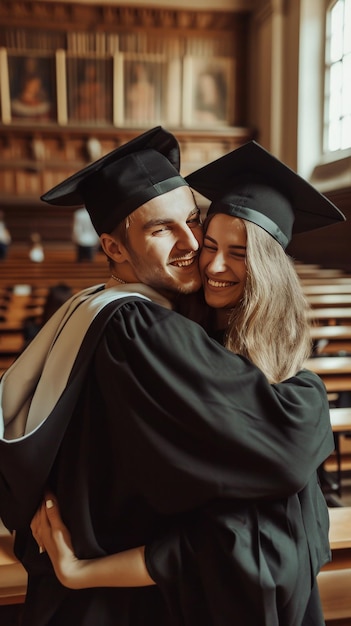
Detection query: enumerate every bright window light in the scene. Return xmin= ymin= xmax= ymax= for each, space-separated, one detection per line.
xmin=324 ymin=0 xmax=351 ymax=151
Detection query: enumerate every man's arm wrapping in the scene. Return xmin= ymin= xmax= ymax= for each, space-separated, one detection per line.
xmin=97 ymin=299 xmax=333 ymax=512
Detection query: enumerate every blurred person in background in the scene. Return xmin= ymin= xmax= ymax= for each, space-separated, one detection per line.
xmin=0 ymin=210 xmax=11 ymax=260
xmin=29 ymin=232 xmax=44 ymax=263
xmin=72 ymin=207 xmax=100 ymax=262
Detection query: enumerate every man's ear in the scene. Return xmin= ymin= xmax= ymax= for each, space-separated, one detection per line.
xmin=100 ymin=233 xmax=127 ymax=262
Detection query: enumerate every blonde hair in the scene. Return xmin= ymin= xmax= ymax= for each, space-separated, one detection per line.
xmin=224 ymin=219 xmax=312 ymax=383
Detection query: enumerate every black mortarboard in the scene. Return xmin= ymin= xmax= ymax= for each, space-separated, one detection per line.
xmin=41 ymin=126 xmax=188 ymax=235
xmin=186 ymin=140 xmax=345 ymax=249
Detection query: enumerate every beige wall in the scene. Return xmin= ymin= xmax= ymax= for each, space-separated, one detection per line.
xmin=247 ymin=0 xmax=300 ymax=168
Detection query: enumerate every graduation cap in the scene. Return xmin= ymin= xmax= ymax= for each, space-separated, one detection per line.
xmin=41 ymin=126 xmax=188 ymax=235
xmin=186 ymin=140 xmax=345 ymax=249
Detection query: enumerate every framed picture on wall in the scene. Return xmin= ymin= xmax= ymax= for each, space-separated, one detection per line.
xmin=121 ymin=53 xmax=178 ymax=126
xmin=7 ymin=53 xmax=57 ymax=123
xmin=66 ymin=56 xmax=113 ymax=125
xmin=182 ymin=56 xmax=235 ymax=127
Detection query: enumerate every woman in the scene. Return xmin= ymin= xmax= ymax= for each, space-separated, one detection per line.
xmin=31 ymin=141 xmax=344 ymax=625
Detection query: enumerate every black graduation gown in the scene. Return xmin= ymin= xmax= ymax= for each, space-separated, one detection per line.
xmin=0 ymin=296 xmax=333 ymax=626
xmin=145 ymin=476 xmax=328 ymax=626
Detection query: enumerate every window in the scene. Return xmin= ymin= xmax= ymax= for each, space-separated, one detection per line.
xmin=324 ymin=0 xmax=351 ymax=151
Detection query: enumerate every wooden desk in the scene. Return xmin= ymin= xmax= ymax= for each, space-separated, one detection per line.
xmin=321 ymin=506 xmax=351 ymax=569
xmin=301 ymin=277 xmax=351 ymax=286
xmin=328 ymin=506 xmax=351 ymax=550
xmin=318 ymin=508 xmax=351 ymax=620
xmin=307 ymin=294 xmax=351 ymax=307
xmin=305 ymin=356 xmax=351 ymax=393
xmin=317 ymin=507 xmax=351 ymax=624
xmin=303 ymin=284 xmax=351 ymax=295
xmin=295 ymin=267 xmax=343 ymax=278
xmin=318 ymin=568 xmax=351 ymax=621
xmin=310 ymin=325 xmax=351 ymax=356
xmin=330 ymin=407 xmax=351 ymax=433
xmin=294 ymin=263 xmax=321 ymax=272
xmin=0 ymin=524 xmax=27 ymax=606
xmin=311 ymin=326 xmax=351 ymax=341
xmin=323 ymin=378 xmax=351 ymax=392
xmin=308 ymin=307 xmax=351 ymax=325
xmin=0 ymin=564 xmax=27 ymax=605
xmin=315 ymin=341 xmax=351 ymax=356
xmin=0 ymin=333 xmax=24 ymax=355
xmin=328 ymin=409 xmax=351 ymax=494
xmin=306 ymin=356 xmax=351 ymax=375
xmin=0 ymin=321 xmax=27 ymax=333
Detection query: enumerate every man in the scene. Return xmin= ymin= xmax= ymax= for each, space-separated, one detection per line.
xmin=0 ymin=128 xmax=342 ymax=625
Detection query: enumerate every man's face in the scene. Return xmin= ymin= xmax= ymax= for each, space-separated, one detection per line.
xmin=120 ymin=186 xmax=203 ymax=297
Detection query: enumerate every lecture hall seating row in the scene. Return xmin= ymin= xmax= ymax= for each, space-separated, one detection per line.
xmin=0 ymin=246 xmax=109 ymax=374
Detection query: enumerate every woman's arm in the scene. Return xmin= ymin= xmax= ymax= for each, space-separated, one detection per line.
xmin=30 ymin=495 xmax=155 ymax=590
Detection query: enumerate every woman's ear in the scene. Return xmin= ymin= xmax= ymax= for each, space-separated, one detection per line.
xmin=100 ymin=232 xmax=127 ymax=262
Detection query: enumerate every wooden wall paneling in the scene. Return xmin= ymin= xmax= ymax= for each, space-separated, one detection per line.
xmin=0 ymin=1 xmax=254 ymax=243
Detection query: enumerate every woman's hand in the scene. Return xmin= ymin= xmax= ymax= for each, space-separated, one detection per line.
xmin=30 ymin=493 xmax=155 ymax=589
xmin=30 ymin=493 xmax=84 ymax=589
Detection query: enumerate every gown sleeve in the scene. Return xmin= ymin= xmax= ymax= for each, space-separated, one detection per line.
xmin=96 ymin=299 xmax=334 ymax=513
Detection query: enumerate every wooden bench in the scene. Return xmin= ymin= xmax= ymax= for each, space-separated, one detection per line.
xmin=0 ymin=248 xmax=110 ymax=372
xmin=0 ymin=247 xmax=108 ymax=294
xmin=330 ymin=408 xmax=351 ymax=433
xmin=294 ymin=262 xmax=322 ymax=274
xmin=308 ymin=307 xmax=351 ymax=325
xmin=318 ymin=507 xmax=351 ymax=623
xmin=303 ymin=284 xmax=351 ymax=295
xmin=325 ymin=506 xmax=351 ymax=568
xmin=296 ymin=267 xmax=345 ymax=279
xmin=307 ymin=294 xmax=351 ymax=308
xmin=305 ymin=356 xmax=351 ymax=397
xmin=318 ymin=568 xmax=351 ymax=622
xmin=300 ymin=277 xmax=351 ymax=286
xmin=323 ymin=408 xmax=351 ymax=495
xmin=0 ymin=524 xmax=27 ymax=606
xmin=311 ymin=325 xmax=351 ymax=357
